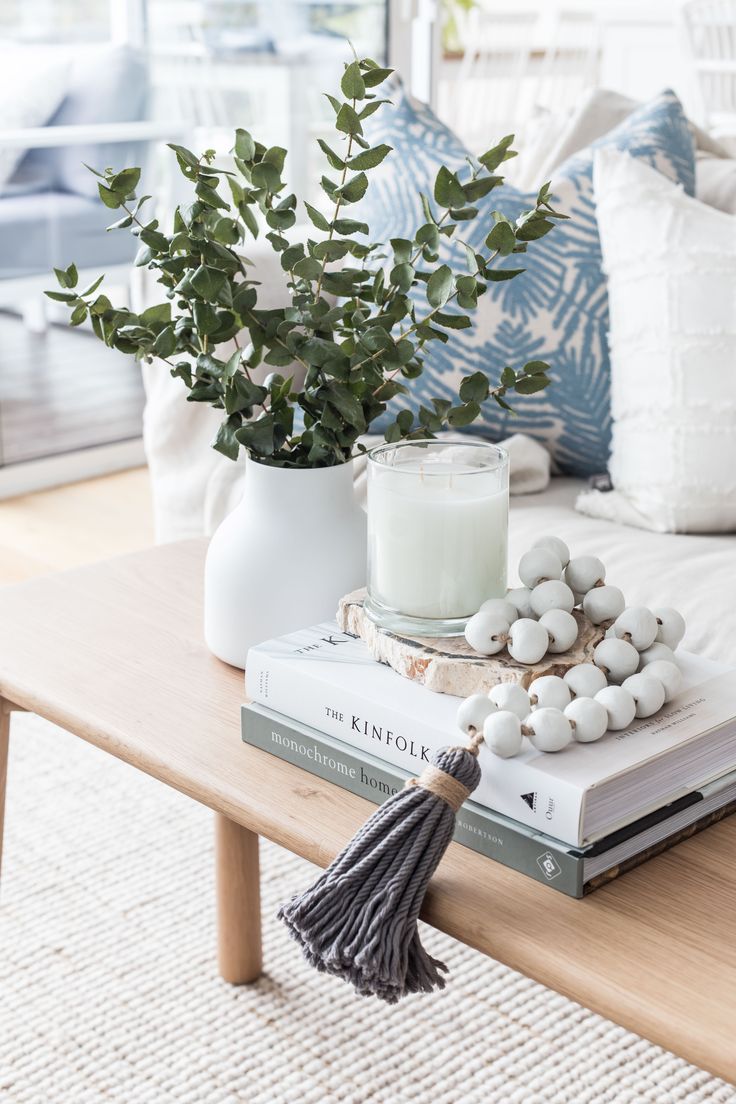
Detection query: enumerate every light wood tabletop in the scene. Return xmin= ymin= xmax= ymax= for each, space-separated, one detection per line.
xmin=0 ymin=540 xmax=733 ymax=1084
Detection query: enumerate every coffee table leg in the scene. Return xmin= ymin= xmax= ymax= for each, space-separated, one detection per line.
xmin=215 ymin=813 xmax=263 ymax=984
xmin=0 ymin=702 xmax=10 ymax=887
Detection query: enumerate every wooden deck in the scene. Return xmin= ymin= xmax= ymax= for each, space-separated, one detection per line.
xmin=0 ymin=313 xmax=144 ymax=467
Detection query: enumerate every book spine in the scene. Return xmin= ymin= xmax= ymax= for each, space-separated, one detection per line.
xmin=246 ymin=645 xmax=585 ymax=845
xmin=242 ymin=704 xmax=584 ymax=898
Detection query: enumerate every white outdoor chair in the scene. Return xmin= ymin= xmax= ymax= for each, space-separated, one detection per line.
xmin=682 ymin=0 xmax=736 ymax=132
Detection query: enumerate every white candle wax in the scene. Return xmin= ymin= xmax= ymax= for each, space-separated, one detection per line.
xmin=368 ymin=459 xmax=508 ymax=620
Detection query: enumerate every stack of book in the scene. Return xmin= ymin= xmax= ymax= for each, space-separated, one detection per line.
xmin=243 ymin=623 xmax=736 ymax=897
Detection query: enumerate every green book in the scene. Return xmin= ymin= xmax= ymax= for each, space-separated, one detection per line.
xmin=242 ymin=702 xmax=736 ymax=898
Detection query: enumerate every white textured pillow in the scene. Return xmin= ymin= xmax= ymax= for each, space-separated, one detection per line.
xmin=582 ymin=149 xmax=736 ymax=533
xmin=0 ymin=49 xmax=69 ymax=188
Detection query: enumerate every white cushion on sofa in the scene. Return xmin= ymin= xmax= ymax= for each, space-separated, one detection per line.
xmin=0 ymin=49 xmax=68 ymax=189
xmin=579 ymin=149 xmax=736 ymax=533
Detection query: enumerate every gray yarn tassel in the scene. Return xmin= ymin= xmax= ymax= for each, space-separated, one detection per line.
xmin=278 ymin=736 xmax=483 ymax=1003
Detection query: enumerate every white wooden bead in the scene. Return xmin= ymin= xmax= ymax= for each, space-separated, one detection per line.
xmin=539 ymin=609 xmax=578 ymax=654
xmin=482 ymin=710 xmax=523 ymax=758
xmin=488 ymin=682 xmax=531 ymax=721
xmin=464 ymin=611 xmax=510 ymax=655
xmin=518 ymin=548 xmax=562 ymax=590
xmin=653 ymin=607 xmax=686 ymax=650
xmin=529 ymin=675 xmax=571 ymax=711
xmin=643 ymin=659 xmax=682 ymax=703
xmin=506 ymin=586 xmax=536 ymax=620
xmin=507 ymin=618 xmax=550 ymax=664
xmin=565 ymin=697 xmax=608 ymax=743
xmin=532 ymin=535 xmax=570 ymax=568
xmin=530 ymin=579 xmax=575 ymax=617
xmin=613 ymin=606 xmax=658 ymax=651
xmin=638 ymin=641 xmax=677 ymax=669
xmin=564 ymin=555 xmax=605 ymax=595
xmin=525 ymin=708 xmax=573 ymax=752
xmin=564 ymin=662 xmax=608 ymax=698
xmin=479 ymin=597 xmax=518 ymax=624
xmin=583 ymin=585 xmax=625 ymax=626
xmin=456 ymin=693 xmax=497 ymax=736
xmin=593 ymin=638 xmax=639 ymax=683
xmin=595 ymin=685 xmax=636 ymax=730
xmin=621 ymin=673 xmax=666 ymax=718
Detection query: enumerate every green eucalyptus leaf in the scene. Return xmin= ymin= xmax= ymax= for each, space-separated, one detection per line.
xmin=98 ymin=183 xmax=123 ymax=209
xmin=335 ymin=103 xmax=363 ymax=136
xmin=192 ymin=300 xmax=219 ymax=335
xmin=358 ymin=98 xmax=391 ymax=119
xmin=140 ymin=303 xmax=171 ymax=328
xmin=390 ymin=262 xmax=414 ymax=293
xmin=516 ymin=217 xmax=554 ymax=241
xmin=235 ymin=414 xmax=277 ymax=456
xmin=324 ymin=382 xmax=366 ymax=428
xmin=152 ymin=325 xmax=177 ymax=359
xmin=347 ymin=143 xmax=392 ymax=170
xmin=391 ymin=238 xmax=413 ymax=263
xmin=240 ymin=202 xmax=259 ymax=239
xmin=234 ymin=128 xmax=255 ymax=161
xmin=70 ymin=302 xmax=88 ymax=326
xmin=213 ymin=417 xmax=241 ymax=461
xmin=45 ymin=289 xmax=77 ymax=303
xmin=462 ymin=175 xmax=502 ymax=201
xmin=139 ymin=227 xmax=170 ymax=252
xmin=487 ymin=267 xmax=525 ymax=282
xmin=478 ymin=135 xmax=517 ymax=172
xmin=524 ymin=359 xmax=551 ymax=375
xmin=251 ymin=161 xmax=282 ymax=191
xmin=433 ymin=166 xmax=466 ymax=208
xmin=341 ymin=61 xmax=366 ymax=100
xmin=333 ymin=217 xmax=369 ymax=235
xmin=304 ymin=201 xmax=330 ymax=231
xmin=434 ymin=311 xmax=470 ymax=329
xmin=448 ymin=205 xmax=478 ymax=221
xmin=362 ymin=66 xmax=392 ymax=87
xmin=317 ymin=139 xmax=346 ymax=171
xmin=281 ymin=243 xmax=306 ymax=271
xmin=485 ymin=221 xmax=516 ymax=256
xmin=110 ymin=167 xmax=140 ymax=195
xmin=426 ymin=264 xmax=453 ymax=308
xmin=514 ymin=374 xmax=550 ymax=395
xmin=312 ymin=239 xmax=352 ymax=261
xmin=336 ymin=172 xmax=368 ymax=203
xmin=459 ymin=371 xmax=489 ymax=403
xmin=447 ymin=401 xmax=481 ymax=427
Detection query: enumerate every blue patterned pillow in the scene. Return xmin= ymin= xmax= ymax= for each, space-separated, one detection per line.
xmin=359 ymin=84 xmax=695 ymax=476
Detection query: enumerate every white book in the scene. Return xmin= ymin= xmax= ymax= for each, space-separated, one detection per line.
xmin=246 ymin=623 xmax=736 ymax=846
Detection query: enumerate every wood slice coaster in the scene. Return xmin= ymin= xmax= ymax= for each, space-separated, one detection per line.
xmin=337 ymin=589 xmax=605 ymax=697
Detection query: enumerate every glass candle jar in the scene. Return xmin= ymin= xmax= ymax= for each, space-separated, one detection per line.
xmin=365 ymin=439 xmax=509 ymax=637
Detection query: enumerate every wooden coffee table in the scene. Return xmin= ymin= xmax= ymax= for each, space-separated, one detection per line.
xmin=0 ymin=541 xmax=734 ymax=1083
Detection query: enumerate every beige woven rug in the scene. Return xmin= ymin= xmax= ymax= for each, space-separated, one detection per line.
xmin=2 ymin=714 xmax=734 ymax=1104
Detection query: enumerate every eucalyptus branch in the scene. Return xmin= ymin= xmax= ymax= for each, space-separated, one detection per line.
xmin=46 ymin=59 xmax=565 ymax=468
xmin=314 ymin=97 xmax=357 ymax=304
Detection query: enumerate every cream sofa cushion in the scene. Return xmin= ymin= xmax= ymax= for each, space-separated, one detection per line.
xmin=579 ymin=149 xmax=736 ymax=532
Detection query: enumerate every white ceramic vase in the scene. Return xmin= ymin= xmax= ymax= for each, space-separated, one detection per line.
xmin=204 ymin=455 xmax=367 ymax=669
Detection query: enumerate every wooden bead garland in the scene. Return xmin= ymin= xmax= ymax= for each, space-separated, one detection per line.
xmin=459 ymin=534 xmax=687 ymax=758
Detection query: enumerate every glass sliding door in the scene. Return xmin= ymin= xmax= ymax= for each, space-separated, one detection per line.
xmin=143 ymin=0 xmax=389 ymax=202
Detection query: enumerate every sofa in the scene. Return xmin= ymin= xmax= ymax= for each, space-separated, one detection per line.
xmin=139 ymin=87 xmax=736 ymax=666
